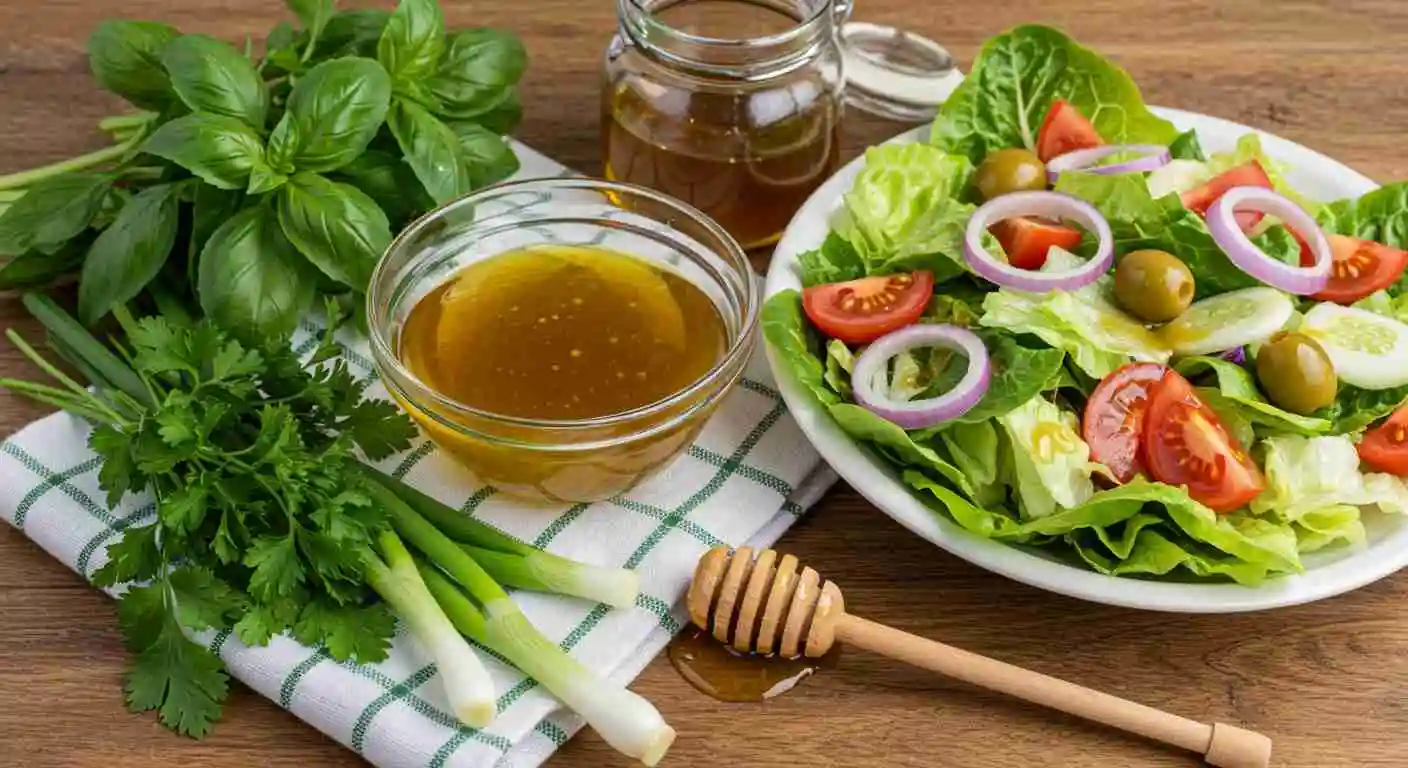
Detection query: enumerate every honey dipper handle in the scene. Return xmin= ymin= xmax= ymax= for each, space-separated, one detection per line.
xmin=833 ymin=615 xmax=1271 ymax=768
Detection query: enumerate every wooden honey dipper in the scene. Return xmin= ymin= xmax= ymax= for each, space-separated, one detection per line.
xmin=687 ymin=546 xmax=1272 ymax=768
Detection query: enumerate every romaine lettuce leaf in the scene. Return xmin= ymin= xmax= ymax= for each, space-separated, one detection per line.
xmin=797 ymin=232 xmax=864 ymax=287
xmin=1318 ymin=182 xmax=1408 ymax=296
xmin=1068 ymin=527 xmax=1274 ymax=585
xmin=936 ymin=420 xmax=1003 ymax=506
xmin=1168 ymin=130 xmax=1206 ymax=161
xmin=1313 ymin=383 xmax=1408 ymax=434
xmin=1174 ymin=356 xmax=1332 ymax=435
xmin=822 ymin=339 xmax=853 ymax=400
xmin=1292 ymin=505 xmax=1366 ymax=554
xmin=1054 ymin=171 xmax=1303 ymax=298
xmin=931 ymin=25 xmax=1178 ymax=165
xmin=979 ymin=250 xmax=1169 ymax=378
xmin=997 ymin=395 xmax=1102 ymax=518
xmin=1250 ymin=434 xmax=1408 ymax=521
xmin=829 ymin=403 xmax=977 ymax=498
xmin=761 ymin=290 xmax=839 ymax=408
xmin=832 ymin=143 xmax=975 ymax=283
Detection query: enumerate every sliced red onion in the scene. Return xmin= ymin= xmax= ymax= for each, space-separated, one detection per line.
xmin=1045 ymin=144 xmax=1172 ymax=183
xmin=1206 ymin=186 xmax=1331 ymax=295
xmin=1219 ymin=346 xmax=1247 ymax=367
xmin=851 ymin=324 xmax=990 ymax=429
xmin=963 ymin=191 xmax=1114 ymax=292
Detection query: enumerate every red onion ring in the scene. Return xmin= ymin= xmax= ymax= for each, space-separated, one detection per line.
xmin=1206 ymin=186 xmax=1331 ymax=295
xmin=851 ymin=324 xmax=991 ymax=430
xmin=1045 ymin=144 xmax=1172 ymax=183
xmin=963 ymin=191 xmax=1114 ymax=293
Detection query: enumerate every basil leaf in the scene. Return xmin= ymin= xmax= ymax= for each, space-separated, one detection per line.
xmin=377 ymin=0 xmax=445 ymax=84
xmin=0 ymin=174 xmax=113 ymax=255
xmin=286 ymin=0 xmax=334 ymax=47
xmin=276 ymin=172 xmax=391 ymax=290
xmin=247 ymin=166 xmax=290 ymax=195
xmin=88 ymin=20 xmax=180 ymax=110
xmin=316 ymin=9 xmax=389 ymax=59
xmin=447 ymin=122 xmax=519 ymax=187
xmin=332 ymin=150 xmax=433 ymax=226
xmin=387 ymin=98 xmax=471 ymax=204
xmin=0 ymin=238 xmax=89 ymax=290
xmin=198 ymin=206 xmax=315 ymax=339
xmin=161 ymin=34 xmax=269 ymax=129
xmin=426 ymin=28 xmax=526 ymax=108
xmin=265 ymin=57 xmax=392 ymax=173
xmin=78 ymin=183 xmax=181 ymax=324
xmin=190 ymin=186 xmax=244 ymax=284
xmin=143 ymin=114 xmax=268 ymax=190
xmin=468 ymin=89 xmax=523 ymax=135
xmin=932 ymin=25 xmax=1177 ymax=165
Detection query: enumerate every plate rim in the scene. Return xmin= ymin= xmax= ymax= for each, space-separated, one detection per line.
xmin=763 ymin=105 xmax=1401 ymax=613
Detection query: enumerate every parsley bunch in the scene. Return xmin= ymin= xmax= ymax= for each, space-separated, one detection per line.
xmin=6 ymin=294 xmax=417 ymax=736
xmin=3 ymin=295 xmax=676 ymax=762
xmin=0 ymin=0 xmax=524 ymax=341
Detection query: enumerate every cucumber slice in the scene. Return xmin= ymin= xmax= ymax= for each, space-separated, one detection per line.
xmin=1160 ymin=287 xmax=1294 ymax=357
xmin=1301 ymin=303 xmax=1408 ymax=390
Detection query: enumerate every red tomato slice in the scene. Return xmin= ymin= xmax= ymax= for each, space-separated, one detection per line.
xmin=989 ymin=217 xmax=1084 ymax=270
xmin=1082 ymin=363 xmax=1168 ymax=484
xmin=1142 ymin=370 xmax=1265 ymax=513
xmin=1296 ymin=233 xmax=1408 ymax=304
xmin=1357 ymin=407 xmax=1408 ymax=475
xmin=1180 ymin=161 xmax=1273 ymax=231
xmin=802 ymin=271 xmax=935 ymax=344
xmin=1035 ymin=100 xmax=1103 ymax=163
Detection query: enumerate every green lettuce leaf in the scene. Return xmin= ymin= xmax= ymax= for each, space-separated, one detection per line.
xmin=1054 ymin=171 xmax=1303 ymax=298
xmin=1204 ymin=134 xmax=1320 ymax=215
xmin=1174 ymin=356 xmax=1332 ymax=435
xmin=997 ymin=395 xmax=1102 ymax=519
xmin=832 ymin=143 xmax=976 ymax=283
xmin=761 ymin=290 xmax=838 ymax=408
xmin=1318 ymin=183 xmax=1408 ymax=295
xmin=822 ymin=339 xmax=854 ymax=400
xmin=979 ymin=250 xmax=1169 ymax=378
xmin=797 ymin=232 xmax=864 ymax=288
xmin=935 ymin=420 xmax=1002 ymax=506
xmin=1250 ymin=434 xmax=1408 ymax=521
xmin=1068 ymin=527 xmax=1274 ymax=585
xmin=1292 ymin=505 xmax=1366 ymax=554
xmin=1313 ymin=384 xmax=1408 ymax=434
xmin=829 ymin=404 xmax=976 ymax=498
xmin=1168 ymin=130 xmax=1206 ymax=161
xmin=931 ymin=25 xmax=1178 ymax=165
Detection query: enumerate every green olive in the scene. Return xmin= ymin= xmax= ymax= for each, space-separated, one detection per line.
xmin=974 ymin=148 xmax=1048 ymax=200
xmin=1113 ymin=249 xmax=1196 ymax=323
xmin=1255 ymin=332 xmax=1338 ymax=415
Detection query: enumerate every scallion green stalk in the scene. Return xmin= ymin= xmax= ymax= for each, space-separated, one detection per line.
xmin=363 ymin=480 xmax=675 ymax=766
xmin=417 ymin=563 xmax=676 ymax=767
xmin=361 ymin=528 xmax=496 ymax=728
xmin=354 ymin=466 xmax=640 ymax=607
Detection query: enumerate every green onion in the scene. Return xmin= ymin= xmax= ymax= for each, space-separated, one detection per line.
xmin=363 ymin=480 xmax=675 ymax=766
xmin=417 ymin=563 xmax=676 ymax=767
xmin=360 ymin=528 xmax=496 ymax=728
xmin=355 ymin=466 xmax=640 ymax=607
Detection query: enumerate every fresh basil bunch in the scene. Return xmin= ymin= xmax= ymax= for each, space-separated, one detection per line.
xmin=0 ymin=0 xmax=526 ymax=340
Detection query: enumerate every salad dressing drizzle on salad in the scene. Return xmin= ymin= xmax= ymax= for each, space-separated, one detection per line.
xmin=764 ymin=24 xmax=1408 ymax=584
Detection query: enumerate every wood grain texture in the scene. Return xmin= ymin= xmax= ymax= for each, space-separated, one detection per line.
xmin=3 ymin=1 xmax=1407 ymax=766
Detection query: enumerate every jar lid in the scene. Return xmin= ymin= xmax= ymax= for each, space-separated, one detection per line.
xmin=838 ymin=22 xmax=965 ymax=122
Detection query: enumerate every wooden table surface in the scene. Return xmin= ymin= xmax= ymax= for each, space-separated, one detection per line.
xmin=4 ymin=1 xmax=1408 ymax=766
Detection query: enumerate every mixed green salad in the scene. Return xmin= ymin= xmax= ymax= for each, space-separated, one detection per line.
xmin=764 ymin=25 xmax=1408 ymax=586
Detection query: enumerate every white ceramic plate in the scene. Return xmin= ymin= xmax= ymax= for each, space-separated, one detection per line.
xmin=764 ymin=106 xmax=1404 ymax=613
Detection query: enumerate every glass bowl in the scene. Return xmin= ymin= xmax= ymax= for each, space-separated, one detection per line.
xmin=367 ymin=178 xmax=759 ymax=503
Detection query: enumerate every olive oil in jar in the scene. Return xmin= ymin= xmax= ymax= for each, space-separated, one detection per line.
xmin=398 ymin=245 xmax=727 ymax=421
xmin=602 ymin=0 xmax=843 ymax=250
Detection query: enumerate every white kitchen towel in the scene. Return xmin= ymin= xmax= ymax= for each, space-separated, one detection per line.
xmin=0 ymin=140 xmax=838 ymax=768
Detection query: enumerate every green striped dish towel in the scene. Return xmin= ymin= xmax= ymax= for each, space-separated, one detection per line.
xmin=0 ymin=141 xmax=837 ymax=767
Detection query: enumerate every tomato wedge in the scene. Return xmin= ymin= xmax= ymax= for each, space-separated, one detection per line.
xmin=1296 ymin=233 xmax=1408 ymax=304
xmin=1357 ymin=406 xmax=1408 ymax=475
xmin=1142 ymin=369 xmax=1265 ymax=513
xmin=1035 ymin=100 xmax=1103 ymax=163
xmin=802 ymin=271 xmax=934 ymax=344
xmin=990 ymin=217 xmax=1084 ymax=270
xmin=1180 ymin=161 xmax=1273 ymax=231
xmin=1082 ymin=363 xmax=1167 ymax=484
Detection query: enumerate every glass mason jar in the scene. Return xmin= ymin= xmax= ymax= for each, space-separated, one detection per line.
xmin=602 ymin=0 xmax=848 ymax=251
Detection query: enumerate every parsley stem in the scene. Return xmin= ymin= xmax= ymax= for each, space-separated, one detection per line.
xmin=0 ymin=136 xmax=138 ymax=191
